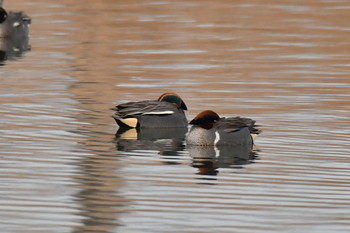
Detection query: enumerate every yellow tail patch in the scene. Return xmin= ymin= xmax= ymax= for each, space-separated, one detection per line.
xmin=121 ymin=118 xmax=138 ymax=128
xmin=251 ymin=134 xmax=259 ymax=140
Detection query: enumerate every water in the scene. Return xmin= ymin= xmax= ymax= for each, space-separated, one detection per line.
xmin=1 ymin=0 xmax=350 ymax=232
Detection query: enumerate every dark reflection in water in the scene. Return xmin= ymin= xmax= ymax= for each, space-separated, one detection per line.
xmin=189 ymin=144 xmax=258 ymax=176
xmin=72 ymin=153 xmax=126 ymax=233
xmin=68 ymin=108 xmax=127 ymax=232
xmin=0 ymin=36 xmax=30 ymax=64
xmin=115 ymin=126 xmax=258 ymax=176
xmin=114 ymin=127 xmax=187 ymax=153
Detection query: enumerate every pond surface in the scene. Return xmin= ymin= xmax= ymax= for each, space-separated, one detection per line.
xmin=1 ymin=0 xmax=350 ymax=232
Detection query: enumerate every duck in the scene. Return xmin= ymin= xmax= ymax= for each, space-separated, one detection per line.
xmin=186 ymin=110 xmax=261 ymax=146
xmin=112 ymin=93 xmax=188 ymax=128
xmin=0 ymin=6 xmax=31 ymax=39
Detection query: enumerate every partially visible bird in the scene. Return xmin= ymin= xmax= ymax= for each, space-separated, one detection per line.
xmin=0 ymin=6 xmax=31 ymax=39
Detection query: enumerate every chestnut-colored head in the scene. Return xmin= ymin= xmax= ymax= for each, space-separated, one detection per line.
xmin=189 ymin=110 xmax=220 ymax=129
xmin=158 ymin=93 xmax=188 ymax=110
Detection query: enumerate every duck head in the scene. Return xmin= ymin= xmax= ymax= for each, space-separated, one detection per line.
xmin=158 ymin=93 xmax=188 ymax=110
xmin=189 ymin=110 xmax=220 ymax=129
xmin=0 ymin=8 xmax=8 ymax=24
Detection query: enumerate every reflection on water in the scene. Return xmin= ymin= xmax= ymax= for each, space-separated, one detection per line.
xmin=115 ymin=127 xmax=258 ymax=176
xmin=115 ymin=127 xmax=187 ymax=153
xmin=1 ymin=0 xmax=350 ymax=232
xmin=0 ymin=36 xmax=30 ymax=63
xmin=189 ymin=144 xmax=258 ymax=176
xmin=72 ymin=153 xmax=126 ymax=233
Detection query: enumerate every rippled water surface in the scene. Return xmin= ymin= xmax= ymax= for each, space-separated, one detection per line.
xmin=1 ymin=0 xmax=350 ymax=232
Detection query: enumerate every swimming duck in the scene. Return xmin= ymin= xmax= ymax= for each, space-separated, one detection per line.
xmin=112 ymin=93 xmax=188 ymax=128
xmin=0 ymin=6 xmax=31 ymax=39
xmin=186 ymin=110 xmax=261 ymax=146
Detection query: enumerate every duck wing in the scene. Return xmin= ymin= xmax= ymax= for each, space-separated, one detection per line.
xmin=217 ymin=117 xmax=261 ymax=134
xmin=113 ymin=100 xmax=176 ymax=118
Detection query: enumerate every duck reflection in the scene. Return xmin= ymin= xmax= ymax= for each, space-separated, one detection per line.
xmin=188 ymin=144 xmax=258 ymax=176
xmin=114 ymin=127 xmax=187 ymax=156
xmin=72 ymin=153 xmax=126 ymax=233
xmin=0 ymin=36 xmax=30 ymax=63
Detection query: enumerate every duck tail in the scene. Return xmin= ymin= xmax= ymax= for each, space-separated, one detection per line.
xmin=112 ymin=114 xmax=138 ymax=128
